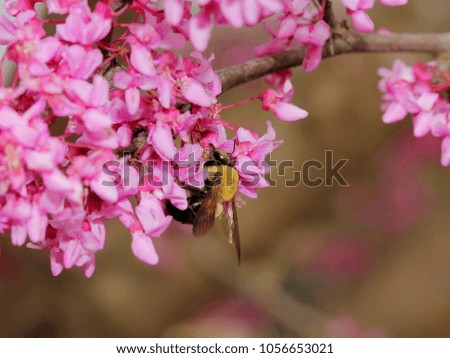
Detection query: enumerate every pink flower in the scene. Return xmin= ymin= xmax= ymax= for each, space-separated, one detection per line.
xmin=175 ymin=143 xmax=205 ymax=188
xmin=133 ymin=50 xmax=219 ymax=111
xmin=260 ymin=80 xmax=308 ymax=121
xmin=42 ymin=208 xmax=105 ymax=277
xmin=181 ymin=77 xmax=213 ymax=107
xmin=0 ymin=101 xmax=81 ymax=205
xmin=218 ymin=121 xmax=283 ymax=198
xmin=189 ymin=14 xmax=213 ymax=52
xmin=58 ymin=45 xmax=103 ymax=80
xmin=17 ymin=37 xmax=61 ymax=77
xmin=379 ymin=60 xmax=420 ymax=123
xmin=149 ymin=162 xmax=189 ymax=210
xmin=189 ymin=0 xmax=283 ymax=51
xmin=3 ymin=196 xmax=48 ymax=246
xmin=128 ymin=41 xmax=156 ymax=77
xmin=326 ymin=314 xmax=385 ymax=337
xmin=128 ymin=14 xmax=185 ymax=51
xmin=5 ymin=0 xmax=40 ymax=16
xmin=441 ymin=137 xmax=450 ymax=166
xmin=114 ymin=70 xmax=157 ymax=115
xmin=46 ymin=0 xmax=83 ymax=15
xmin=136 ymin=192 xmax=172 ymax=237
xmin=342 ymin=0 xmax=375 ymax=33
xmin=67 ymin=151 xmax=119 ymax=204
xmin=0 ymin=11 xmax=59 ymax=77
xmin=62 ymin=75 xmax=119 ymax=149
xmin=341 ymin=0 xmax=408 ymax=33
xmin=56 ymin=1 xmax=113 ymax=45
xmin=164 ymin=0 xmax=185 ymax=26
xmin=131 ymin=231 xmax=159 ymax=265
xmin=378 ymin=60 xmax=450 ymax=166
xmin=380 ymin=0 xmax=408 ymax=5
xmin=303 ymin=236 xmax=376 ymax=281
xmin=350 ymin=9 xmax=374 ymax=33
xmin=149 ymin=123 xmax=176 ymax=160
xmin=295 ymin=20 xmax=330 ymax=72
xmin=189 ymin=297 xmax=273 ymax=337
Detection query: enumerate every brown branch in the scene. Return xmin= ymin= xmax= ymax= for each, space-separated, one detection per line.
xmin=218 ymin=32 xmax=450 ymax=92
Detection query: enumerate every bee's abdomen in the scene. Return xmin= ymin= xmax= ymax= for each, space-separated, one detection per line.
xmin=166 ymin=195 xmax=204 ymax=224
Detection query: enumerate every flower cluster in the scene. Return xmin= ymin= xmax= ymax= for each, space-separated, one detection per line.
xmin=378 ymin=60 xmax=450 ymax=166
xmin=0 ymin=0 xmax=295 ymax=276
xmin=255 ymin=1 xmax=330 ymax=73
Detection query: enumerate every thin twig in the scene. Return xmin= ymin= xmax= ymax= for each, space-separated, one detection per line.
xmin=99 ymin=1 xmax=130 ymax=74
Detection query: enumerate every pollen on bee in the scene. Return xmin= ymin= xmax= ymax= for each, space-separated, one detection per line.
xmin=207 ymin=166 xmax=219 ymax=174
xmin=207 ymin=165 xmax=221 ymax=182
xmin=215 ymin=203 xmax=223 ymax=217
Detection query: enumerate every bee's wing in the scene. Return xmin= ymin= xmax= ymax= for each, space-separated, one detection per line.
xmin=193 ymin=186 xmax=219 ymax=237
xmin=222 ymin=200 xmax=240 ymax=264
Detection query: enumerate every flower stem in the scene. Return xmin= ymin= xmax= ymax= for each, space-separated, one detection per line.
xmin=220 ymin=95 xmax=260 ymax=110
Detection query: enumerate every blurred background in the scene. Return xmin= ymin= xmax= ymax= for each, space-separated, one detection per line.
xmin=0 ymin=0 xmax=449 ymax=338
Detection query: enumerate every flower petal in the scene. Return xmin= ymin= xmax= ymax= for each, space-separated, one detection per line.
xmin=131 ymin=231 xmax=159 ymax=265
xmin=380 ymin=0 xmax=408 ymax=6
xmin=189 ymin=15 xmax=212 ymax=52
xmin=381 ymin=102 xmax=407 ymax=123
xmin=125 ymin=87 xmax=140 ymax=115
xmin=164 ymin=0 xmax=184 ymax=26
xmin=273 ymin=102 xmax=308 ymax=121
xmin=150 ymin=122 xmax=177 ymax=160
xmin=182 ymin=78 xmax=212 ymax=107
xmin=351 ymin=10 xmax=374 ymax=33
xmin=441 ymin=137 xmax=450 ymax=167
xmin=11 ymin=224 xmax=27 ymax=246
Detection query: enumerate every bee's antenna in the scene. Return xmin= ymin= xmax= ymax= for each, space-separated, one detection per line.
xmin=231 ymin=139 xmax=237 ymax=155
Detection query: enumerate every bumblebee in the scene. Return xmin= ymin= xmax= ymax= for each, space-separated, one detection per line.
xmin=167 ymin=148 xmax=241 ymax=263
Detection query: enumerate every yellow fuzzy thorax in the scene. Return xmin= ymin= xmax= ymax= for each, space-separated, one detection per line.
xmin=207 ymin=165 xmax=239 ymax=202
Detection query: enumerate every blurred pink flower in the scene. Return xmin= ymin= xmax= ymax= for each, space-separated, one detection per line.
xmin=380 ymin=0 xmax=408 ymax=5
xmin=136 ymin=192 xmax=172 ymax=238
xmin=189 ymin=297 xmax=273 ymax=337
xmin=339 ymin=132 xmax=439 ymax=235
xmin=302 ymin=236 xmax=376 ymax=281
xmin=164 ymin=0 xmax=184 ymax=26
xmin=46 ymin=0 xmax=83 ymax=15
xmin=326 ymin=314 xmax=386 ymax=337
xmin=0 ymin=10 xmax=44 ymax=45
xmin=5 ymin=0 xmax=40 ymax=16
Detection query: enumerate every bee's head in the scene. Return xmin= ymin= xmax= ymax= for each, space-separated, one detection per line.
xmin=212 ymin=149 xmax=234 ymax=166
